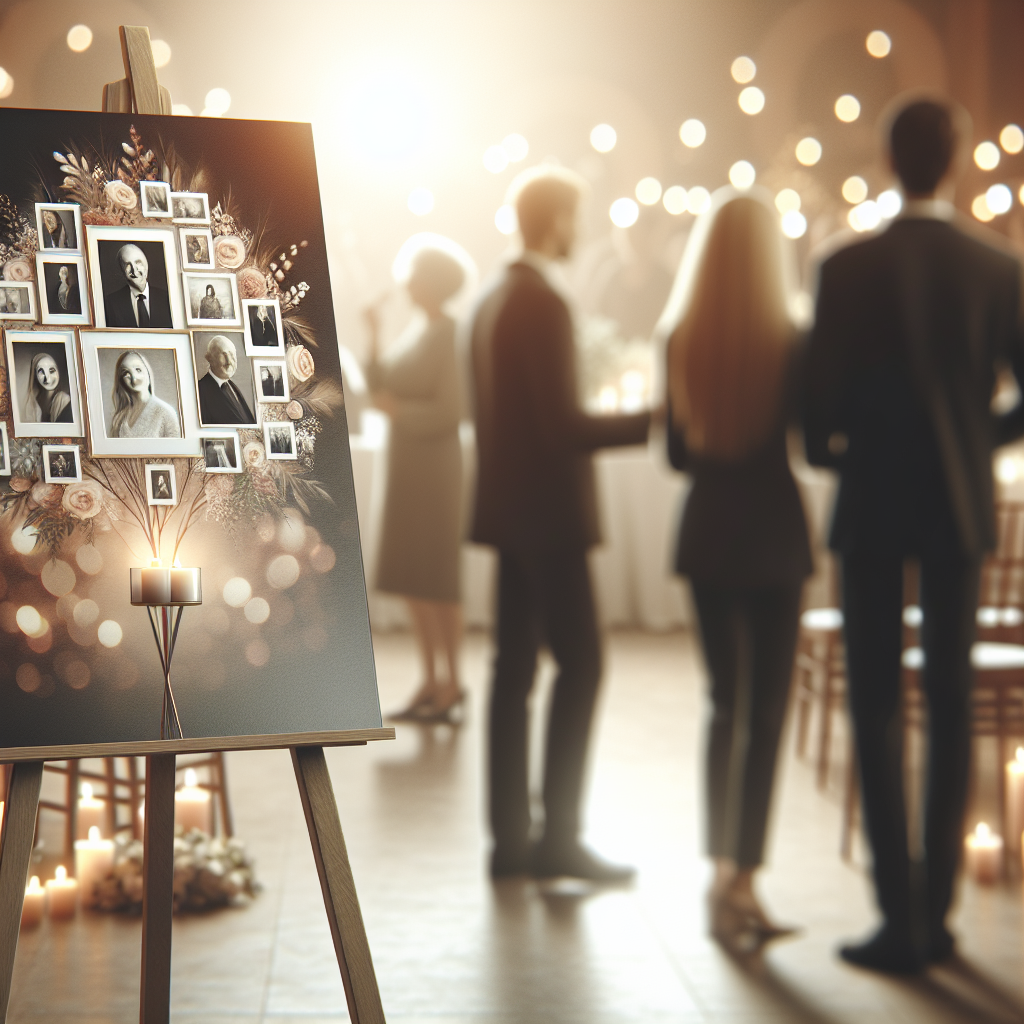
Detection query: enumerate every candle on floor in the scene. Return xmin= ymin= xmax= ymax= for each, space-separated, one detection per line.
xmin=965 ymin=822 xmax=1003 ymax=884
xmin=45 ymin=866 xmax=77 ymax=920
xmin=75 ymin=825 xmax=115 ymax=909
xmin=175 ymin=768 xmax=212 ymax=835
xmin=21 ymin=876 xmax=43 ymax=928
xmin=1006 ymin=747 xmax=1024 ymax=857
xmin=77 ymin=783 xmax=105 ymax=840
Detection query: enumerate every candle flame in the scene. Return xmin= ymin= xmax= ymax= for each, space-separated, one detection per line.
xmin=88 ymin=825 xmax=100 ymax=842
xmin=55 ymin=866 xmax=66 ymax=882
xmin=151 ymin=558 xmax=162 ymax=567
xmin=27 ymin=876 xmax=41 ymax=891
xmin=173 ymin=558 xmax=182 ymax=568
xmin=976 ymin=822 xmax=991 ymax=839
xmin=184 ymin=768 xmax=198 ymax=788
xmin=81 ymin=783 xmax=92 ymax=800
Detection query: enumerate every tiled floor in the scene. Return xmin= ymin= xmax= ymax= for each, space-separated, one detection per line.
xmin=7 ymin=630 xmax=1024 ymax=1022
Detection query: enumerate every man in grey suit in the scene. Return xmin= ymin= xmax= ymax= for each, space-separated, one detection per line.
xmin=197 ymin=335 xmax=256 ymax=425
xmin=805 ymin=99 xmax=1024 ymax=973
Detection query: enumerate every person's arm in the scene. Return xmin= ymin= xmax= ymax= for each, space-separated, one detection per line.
xmin=994 ymin=260 xmax=1024 ymax=447
xmin=665 ymin=395 xmax=689 ymax=471
xmin=802 ymin=258 xmax=848 ymax=468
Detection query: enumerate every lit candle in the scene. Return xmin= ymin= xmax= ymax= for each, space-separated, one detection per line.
xmin=21 ymin=876 xmax=44 ymax=928
xmin=175 ymin=768 xmax=212 ymax=835
xmin=45 ymin=865 xmax=78 ymax=920
xmin=75 ymin=825 xmax=115 ymax=909
xmin=965 ymin=822 xmax=1003 ymax=884
xmin=77 ymin=783 xmax=106 ymax=840
xmin=1006 ymin=748 xmax=1024 ymax=859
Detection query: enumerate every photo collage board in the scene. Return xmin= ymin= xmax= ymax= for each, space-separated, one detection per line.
xmin=0 ymin=108 xmax=381 ymax=752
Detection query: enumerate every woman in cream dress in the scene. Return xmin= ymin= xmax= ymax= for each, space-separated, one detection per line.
xmin=111 ymin=350 xmax=181 ymax=438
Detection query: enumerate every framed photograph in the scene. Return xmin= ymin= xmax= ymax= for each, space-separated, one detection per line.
xmin=145 ymin=463 xmax=177 ymax=505
xmin=36 ymin=253 xmax=90 ymax=326
xmin=189 ymin=330 xmax=257 ymax=428
xmin=35 ymin=203 xmax=82 ymax=252
xmin=0 ymin=422 xmax=9 ymax=476
xmin=264 ymin=420 xmax=297 ymax=460
xmin=0 ymin=282 xmax=37 ymax=322
xmin=201 ymin=432 xmax=242 ymax=473
xmin=171 ymin=192 xmax=210 ymax=225
xmin=85 ymin=225 xmax=186 ymax=330
xmin=253 ymin=359 xmax=289 ymax=404
xmin=41 ymin=444 xmax=81 ymax=484
xmin=182 ymin=272 xmax=240 ymax=328
xmin=179 ymin=228 xmax=215 ymax=271
xmin=139 ymin=180 xmax=172 ymax=219
xmin=242 ymin=298 xmax=284 ymax=355
xmin=77 ymin=329 xmax=202 ymax=457
xmin=3 ymin=328 xmax=84 ymax=437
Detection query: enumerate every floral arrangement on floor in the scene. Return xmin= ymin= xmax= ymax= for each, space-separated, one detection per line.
xmin=0 ymin=124 xmax=343 ymax=561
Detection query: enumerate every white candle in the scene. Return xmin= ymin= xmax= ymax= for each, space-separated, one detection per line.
xmin=46 ymin=865 xmax=77 ymax=920
xmin=175 ymin=768 xmax=212 ymax=835
xmin=130 ymin=565 xmax=202 ymax=605
xmin=21 ymin=876 xmax=44 ymax=928
xmin=77 ymin=783 xmax=105 ymax=840
xmin=75 ymin=825 xmax=115 ymax=909
xmin=965 ymin=822 xmax=1003 ymax=884
xmin=1006 ymin=747 xmax=1024 ymax=858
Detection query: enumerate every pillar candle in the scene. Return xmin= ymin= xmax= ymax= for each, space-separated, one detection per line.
xmin=45 ymin=866 xmax=77 ymax=920
xmin=965 ymin=822 xmax=1003 ymax=884
xmin=1006 ymin=748 xmax=1024 ymax=857
xmin=175 ymin=768 xmax=212 ymax=835
xmin=75 ymin=826 xmax=115 ymax=909
xmin=77 ymin=783 xmax=105 ymax=840
xmin=21 ymin=876 xmax=43 ymax=928
xmin=130 ymin=565 xmax=202 ymax=605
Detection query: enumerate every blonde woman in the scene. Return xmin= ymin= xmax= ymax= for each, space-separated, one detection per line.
xmin=24 ymin=351 xmax=72 ymax=423
xmin=662 ymin=190 xmax=811 ymax=951
xmin=111 ymin=350 xmax=181 ymax=438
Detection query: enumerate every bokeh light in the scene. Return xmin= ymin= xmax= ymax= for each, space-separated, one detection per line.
xmin=223 ymin=577 xmax=252 ymax=607
xmin=842 ymin=176 xmax=868 ymax=204
xmin=609 ymin=197 xmax=639 ymax=228
xmin=16 ymin=605 xmax=43 ymax=637
xmin=686 ymin=186 xmax=711 ymax=215
xmin=267 ymin=554 xmax=301 ymax=589
xmin=974 ymin=141 xmax=1000 ymax=171
xmin=172 ymin=104 xmax=193 ymax=117
xmin=0 ymin=68 xmax=14 ymax=100
xmin=835 ymin=95 xmax=861 ymax=122
xmin=483 ymin=145 xmax=508 ymax=173
xmin=781 ymin=210 xmax=807 ymax=239
xmin=407 ymin=187 xmax=434 ymax=216
xmin=1000 ymin=124 xmax=1024 ymax=154
xmin=244 ymin=597 xmax=271 ymax=624
xmin=972 ymin=194 xmax=995 ymax=221
xmin=738 ymin=87 xmax=765 ymax=115
xmin=75 ymin=544 xmax=103 ymax=574
xmin=987 ymin=183 xmax=1012 ymax=215
xmin=848 ymin=200 xmax=880 ymax=232
xmin=1019 ymin=184 xmax=1024 ymax=206
xmin=679 ymin=119 xmax=706 ymax=148
xmin=731 ymin=56 xmax=756 ymax=83
xmin=795 ymin=137 xmax=822 ymax=166
xmin=16 ymin=664 xmax=40 ymax=693
xmin=663 ymin=185 xmax=688 ymax=214
xmin=97 ymin=620 xmax=123 ymax=648
xmin=775 ymin=188 xmax=801 ymax=214
xmin=502 ymin=133 xmax=529 ymax=162
xmin=635 ymin=177 xmax=662 ymax=205
xmin=11 ymin=524 xmax=37 ymax=554
xmin=494 ymin=204 xmax=517 ymax=235
xmin=590 ymin=124 xmax=617 ymax=153
xmin=728 ymin=160 xmax=755 ymax=190
xmin=66 ymin=25 xmax=93 ymax=52
xmin=877 ymin=189 xmax=902 ymax=218
xmin=151 ymin=39 xmax=171 ymax=68
xmin=866 ymin=30 xmax=891 ymax=57
xmin=73 ymin=599 xmax=99 ymax=626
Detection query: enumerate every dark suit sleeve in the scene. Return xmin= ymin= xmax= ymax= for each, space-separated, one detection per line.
xmin=665 ymin=396 xmax=688 ymax=471
xmin=994 ymin=259 xmax=1024 ymax=447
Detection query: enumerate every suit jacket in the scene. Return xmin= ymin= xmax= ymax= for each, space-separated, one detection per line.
xmin=197 ymin=371 xmax=255 ymax=425
xmin=250 ymin=314 xmax=279 ymax=347
xmin=804 ymin=215 xmax=1024 ymax=556
xmin=470 ymin=260 xmax=650 ymax=551
xmin=104 ymin=283 xmax=172 ymax=328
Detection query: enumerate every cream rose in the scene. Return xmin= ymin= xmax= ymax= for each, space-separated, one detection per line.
xmin=214 ymin=235 xmax=246 ymax=269
xmin=30 ymin=482 xmax=61 ymax=507
xmin=9 ymin=476 xmax=32 ymax=492
xmin=62 ymin=479 xmax=104 ymax=519
xmin=286 ymin=345 xmax=314 ymax=382
xmin=105 ymin=180 xmax=137 ymax=210
xmin=2 ymin=257 xmax=33 ymax=282
xmin=286 ymin=400 xmax=303 ymax=420
xmin=236 ymin=266 xmax=268 ymax=299
xmin=241 ymin=441 xmax=266 ymax=469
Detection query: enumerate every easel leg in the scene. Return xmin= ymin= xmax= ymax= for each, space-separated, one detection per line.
xmin=0 ymin=761 xmax=44 ymax=1022
xmin=140 ymin=754 xmax=175 ymax=1024
xmin=291 ymin=746 xmax=385 ymax=1024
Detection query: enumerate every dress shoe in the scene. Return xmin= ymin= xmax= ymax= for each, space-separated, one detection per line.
xmin=839 ymin=926 xmax=923 ymax=975
xmin=531 ymin=842 xmax=636 ymax=883
xmin=927 ymin=927 xmax=956 ymax=963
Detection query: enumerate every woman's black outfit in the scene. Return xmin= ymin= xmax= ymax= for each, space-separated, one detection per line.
xmin=668 ymin=353 xmax=812 ymax=868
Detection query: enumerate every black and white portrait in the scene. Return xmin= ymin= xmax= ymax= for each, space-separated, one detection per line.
xmin=253 ymin=359 xmax=289 ymax=403
xmin=145 ymin=463 xmax=177 ymax=505
xmin=242 ymin=298 xmax=284 ymax=355
xmin=202 ymin=433 xmax=242 ymax=473
xmin=190 ymin=331 xmax=257 ymax=427
xmin=140 ymin=181 xmax=172 ymax=218
xmin=0 ymin=283 xmax=37 ymax=321
xmin=183 ymin=272 xmax=241 ymax=327
xmin=96 ymin=347 xmax=183 ymax=440
xmin=180 ymin=228 xmax=214 ymax=270
xmin=4 ymin=329 xmax=84 ymax=438
xmin=35 ymin=203 xmax=81 ymax=251
xmin=42 ymin=444 xmax=81 ymax=484
xmin=35 ymin=253 xmax=90 ymax=325
xmin=171 ymin=192 xmax=210 ymax=225
xmin=264 ymin=421 xmax=297 ymax=460
xmin=0 ymin=423 xmax=9 ymax=476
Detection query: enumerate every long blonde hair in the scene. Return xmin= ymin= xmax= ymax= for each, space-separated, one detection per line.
xmin=663 ymin=190 xmax=795 ymax=460
xmin=111 ymin=349 xmax=154 ymax=435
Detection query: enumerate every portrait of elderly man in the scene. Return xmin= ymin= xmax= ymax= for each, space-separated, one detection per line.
xmin=103 ymin=242 xmax=173 ymax=328
xmin=196 ymin=333 xmax=257 ymax=426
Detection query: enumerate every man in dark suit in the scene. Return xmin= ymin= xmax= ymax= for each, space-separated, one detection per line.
xmin=805 ymin=99 xmax=1024 ymax=973
xmin=249 ymin=304 xmax=279 ymax=348
xmin=470 ymin=167 xmax=651 ymax=882
xmin=103 ymin=243 xmax=172 ymax=328
xmin=197 ymin=335 xmax=256 ymax=425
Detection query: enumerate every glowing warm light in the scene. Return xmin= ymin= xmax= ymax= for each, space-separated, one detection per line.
xmin=483 ymin=145 xmax=508 ymax=174
xmin=609 ymin=197 xmax=639 ymax=228
xmin=502 ymin=133 xmax=529 ymax=162
xmin=185 ymin=768 xmax=198 ymax=788
xmin=877 ymin=189 xmax=902 ymax=218
xmin=172 ymin=104 xmax=193 ymax=117
xmin=866 ymin=30 xmax=891 ymax=57
xmin=842 ymin=176 xmax=868 ymax=204
xmin=848 ymin=200 xmax=880 ymax=232
xmin=738 ymin=87 xmax=765 ymax=115
xmin=728 ymin=160 xmax=755 ymax=190
xmin=835 ymin=95 xmax=861 ymax=122
xmin=679 ymin=119 xmax=706 ymax=148
xmin=66 ymin=25 xmax=93 ymax=52
xmin=590 ymin=124 xmax=617 ymax=153
xmin=407 ymin=187 xmax=434 ymax=216
xmin=347 ymin=68 xmax=431 ymax=161
xmin=998 ymin=455 xmax=1020 ymax=484
xmin=97 ymin=620 xmax=122 ymax=648
xmin=11 ymin=524 xmax=37 ymax=554
xmin=267 ymin=554 xmax=301 ymax=589
xmin=974 ymin=141 xmax=1000 ymax=171
xmin=494 ymin=204 xmax=517 ymax=235
xmin=686 ymin=186 xmax=711 ymax=215
xmin=244 ymin=597 xmax=271 ymax=624
xmin=598 ymin=386 xmax=618 ymax=412
xmin=1019 ymin=184 xmax=1024 ymax=207
xmin=73 ymin=599 xmax=99 ymax=626
xmin=223 ymin=577 xmax=253 ymax=607
xmin=635 ymin=177 xmax=662 ymax=205
xmin=781 ymin=210 xmax=807 ymax=239
xmin=972 ymin=194 xmax=995 ymax=222
xmin=16 ymin=605 xmax=43 ymax=637
xmin=795 ymin=137 xmax=822 ymax=166
xmin=731 ymin=56 xmax=756 ymax=83
xmin=1000 ymin=124 xmax=1024 ymax=154
xmin=0 ymin=68 xmax=13 ymax=100
xmin=775 ymin=189 xmax=801 ymax=214
xmin=663 ymin=185 xmax=688 ymax=215
xmin=151 ymin=39 xmax=171 ymax=68
xmin=987 ymin=183 xmax=1012 ymax=215
xmin=203 ymin=88 xmax=231 ymax=117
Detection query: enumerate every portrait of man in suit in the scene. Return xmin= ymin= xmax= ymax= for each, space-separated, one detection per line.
xmin=196 ymin=333 xmax=257 ymax=427
xmin=102 ymin=243 xmax=173 ymax=328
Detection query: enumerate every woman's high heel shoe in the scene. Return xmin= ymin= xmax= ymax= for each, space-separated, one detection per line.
xmin=723 ymin=892 xmax=800 ymax=947
xmin=413 ymin=688 xmax=467 ymax=724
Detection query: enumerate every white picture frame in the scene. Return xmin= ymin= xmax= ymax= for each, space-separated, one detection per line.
xmin=264 ymin=420 xmax=297 ymax=460
xmin=178 ymin=228 xmax=215 ymax=271
xmin=201 ymin=432 xmax=242 ymax=473
xmin=3 ymin=328 xmax=85 ymax=438
xmin=0 ymin=422 xmax=9 ymax=475
xmin=182 ymin=272 xmax=241 ymax=328
xmin=145 ymin=463 xmax=177 ymax=505
xmin=42 ymin=444 xmax=82 ymax=484
xmin=0 ymin=282 xmax=38 ymax=322
xmin=242 ymin=298 xmax=285 ymax=355
xmin=139 ymin=180 xmax=173 ymax=219
xmin=35 ymin=253 xmax=91 ymax=326
xmin=253 ymin=359 xmax=289 ymax=404
xmin=171 ymin=192 xmax=210 ymax=225
xmin=35 ymin=202 xmax=82 ymax=252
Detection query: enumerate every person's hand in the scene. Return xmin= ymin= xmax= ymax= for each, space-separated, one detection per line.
xmin=372 ymin=390 xmax=398 ymax=417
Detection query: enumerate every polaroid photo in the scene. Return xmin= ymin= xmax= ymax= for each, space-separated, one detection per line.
xmin=35 ymin=253 xmax=91 ymax=326
xmin=182 ymin=272 xmax=241 ymax=328
xmin=171 ymin=192 xmax=211 ymax=225
xmin=242 ymin=297 xmax=284 ymax=356
xmin=35 ymin=203 xmax=82 ymax=252
xmin=189 ymin=330 xmax=257 ymax=428
xmin=201 ymin=432 xmax=242 ymax=473
xmin=3 ymin=328 xmax=84 ymax=438
xmin=42 ymin=444 xmax=82 ymax=484
xmin=179 ymin=228 xmax=215 ymax=271
xmin=140 ymin=180 xmax=173 ymax=219
xmin=264 ymin=420 xmax=297 ymax=460
xmin=145 ymin=463 xmax=177 ymax=505
xmin=253 ymin=359 xmax=289 ymax=404
xmin=0 ymin=282 xmax=37 ymax=322
xmin=0 ymin=422 xmax=9 ymax=475
xmin=85 ymin=225 xmax=186 ymax=330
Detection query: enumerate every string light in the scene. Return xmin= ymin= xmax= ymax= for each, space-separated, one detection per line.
xmin=842 ymin=176 xmax=868 ymax=204
xmin=795 ymin=137 xmax=822 ymax=166
xmin=679 ymin=119 xmax=706 ymax=147
xmin=866 ymin=31 xmax=891 ymax=57
xmin=781 ymin=210 xmax=807 ymax=239
xmin=835 ymin=95 xmax=861 ymax=122
xmin=590 ymin=124 xmax=617 ymax=153
xmin=775 ymin=189 xmax=801 ymax=214
xmin=1000 ymin=125 xmax=1024 ymax=154
xmin=738 ymin=87 xmax=765 ymax=115
xmin=974 ymin=141 xmax=1000 ymax=170
xmin=731 ymin=57 xmax=756 ymax=83
xmin=877 ymin=190 xmax=902 ymax=218
xmin=729 ymin=161 xmax=755 ymax=190
xmin=663 ymin=186 xmax=688 ymax=214
xmin=609 ymin=197 xmax=639 ymax=228
xmin=972 ymin=194 xmax=995 ymax=222
xmin=686 ymin=187 xmax=711 ymax=215
xmin=986 ymin=183 xmax=1012 ymax=215
xmin=66 ymin=25 xmax=93 ymax=52
xmin=635 ymin=177 xmax=662 ymax=205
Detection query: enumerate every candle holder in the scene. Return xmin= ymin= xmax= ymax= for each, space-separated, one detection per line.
xmin=130 ymin=565 xmax=202 ymax=740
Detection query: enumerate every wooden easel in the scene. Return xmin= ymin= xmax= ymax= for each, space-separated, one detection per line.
xmin=0 ymin=26 xmax=395 ymax=1024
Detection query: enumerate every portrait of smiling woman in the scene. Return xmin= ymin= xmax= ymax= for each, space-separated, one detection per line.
xmin=110 ymin=349 xmax=182 ymax=438
xmin=24 ymin=349 xmax=73 ymax=423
